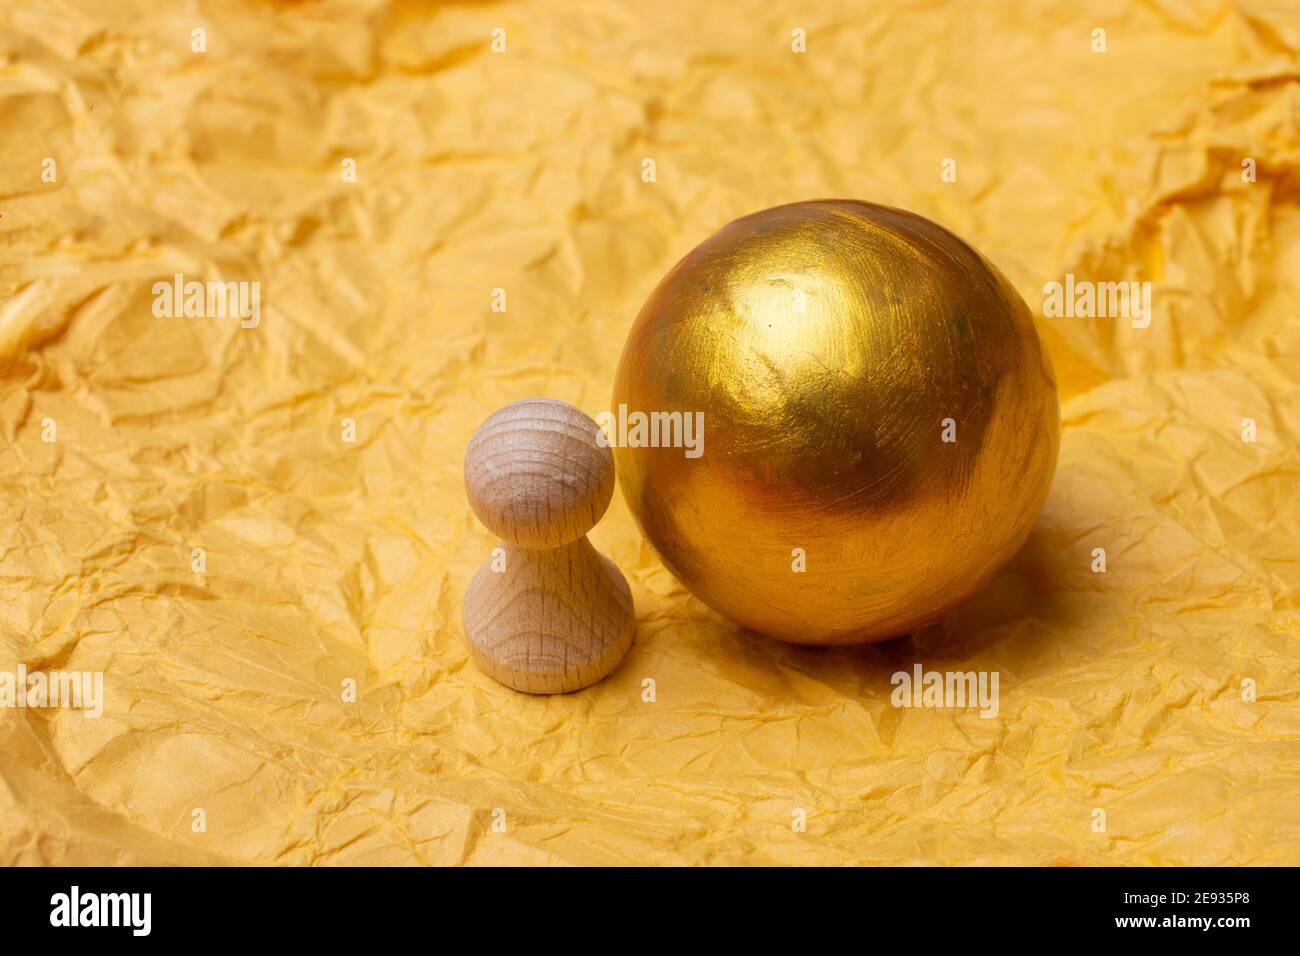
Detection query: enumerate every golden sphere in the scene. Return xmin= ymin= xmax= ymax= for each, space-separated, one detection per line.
xmin=612 ymin=200 xmax=1059 ymax=645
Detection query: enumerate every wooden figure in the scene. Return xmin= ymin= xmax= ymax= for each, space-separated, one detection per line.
xmin=462 ymin=399 xmax=635 ymax=694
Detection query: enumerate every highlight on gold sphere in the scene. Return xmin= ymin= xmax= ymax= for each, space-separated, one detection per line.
xmin=612 ymin=200 xmax=1060 ymax=645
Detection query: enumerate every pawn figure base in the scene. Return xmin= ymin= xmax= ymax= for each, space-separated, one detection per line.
xmin=462 ymin=538 xmax=635 ymax=694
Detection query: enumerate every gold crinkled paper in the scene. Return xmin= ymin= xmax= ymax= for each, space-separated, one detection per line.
xmin=1 ymin=0 xmax=1298 ymax=866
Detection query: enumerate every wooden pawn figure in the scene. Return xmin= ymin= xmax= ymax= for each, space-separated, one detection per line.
xmin=462 ymin=398 xmax=635 ymax=694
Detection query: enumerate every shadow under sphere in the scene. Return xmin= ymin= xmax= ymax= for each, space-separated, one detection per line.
xmin=612 ymin=200 xmax=1060 ymax=645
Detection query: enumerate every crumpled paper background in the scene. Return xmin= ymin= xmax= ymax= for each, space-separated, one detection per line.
xmin=1 ymin=0 xmax=1298 ymax=865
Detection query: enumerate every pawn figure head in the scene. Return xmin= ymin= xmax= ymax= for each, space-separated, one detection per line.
xmin=464 ymin=398 xmax=614 ymax=549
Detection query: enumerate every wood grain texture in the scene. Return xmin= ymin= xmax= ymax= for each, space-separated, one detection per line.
xmin=464 ymin=398 xmax=614 ymax=549
xmin=463 ymin=539 xmax=635 ymax=694
xmin=463 ymin=399 xmax=634 ymax=694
